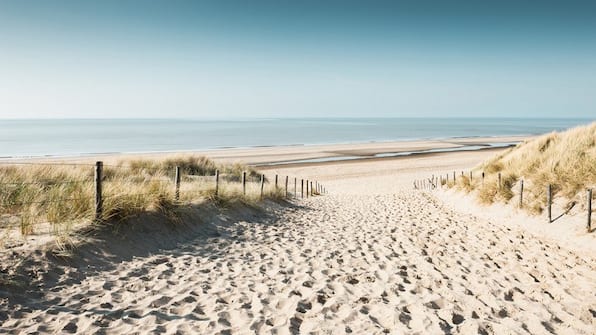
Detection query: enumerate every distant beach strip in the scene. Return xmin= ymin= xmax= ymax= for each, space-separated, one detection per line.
xmin=255 ymin=142 xmax=518 ymax=166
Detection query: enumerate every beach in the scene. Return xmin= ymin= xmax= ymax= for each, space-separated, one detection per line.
xmin=1 ymin=137 xmax=595 ymax=334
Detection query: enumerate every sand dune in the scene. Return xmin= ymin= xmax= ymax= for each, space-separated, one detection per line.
xmin=1 ymin=148 xmax=595 ymax=334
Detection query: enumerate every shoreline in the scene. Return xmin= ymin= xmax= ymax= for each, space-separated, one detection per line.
xmin=0 ymin=135 xmax=531 ymax=166
xmin=254 ymin=142 xmax=517 ymax=167
xmin=255 ymin=146 xmax=511 ymax=169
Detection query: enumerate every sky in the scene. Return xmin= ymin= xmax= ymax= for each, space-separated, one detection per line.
xmin=0 ymin=0 xmax=595 ymax=119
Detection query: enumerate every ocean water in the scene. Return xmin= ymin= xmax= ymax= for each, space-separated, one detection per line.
xmin=0 ymin=118 xmax=592 ymax=158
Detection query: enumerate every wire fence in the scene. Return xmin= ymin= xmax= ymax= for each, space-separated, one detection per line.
xmin=0 ymin=161 xmax=327 ymax=235
xmin=413 ymin=170 xmax=594 ymax=233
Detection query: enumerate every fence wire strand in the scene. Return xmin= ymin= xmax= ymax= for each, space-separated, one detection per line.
xmin=2 ymin=196 xmax=95 ymax=207
xmin=0 ymin=180 xmax=93 ymax=186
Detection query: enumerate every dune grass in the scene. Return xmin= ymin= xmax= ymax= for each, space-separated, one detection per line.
xmin=449 ymin=122 xmax=596 ymax=214
xmin=0 ymin=155 xmax=286 ymax=238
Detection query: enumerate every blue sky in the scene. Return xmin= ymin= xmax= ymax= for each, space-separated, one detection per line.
xmin=1 ymin=1 xmax=595 ymax=119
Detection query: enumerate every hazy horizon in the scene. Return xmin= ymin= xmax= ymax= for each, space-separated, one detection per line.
xmin=1 ymin=1 xmax=595 ymax=119
xmin=0 ymin=116 xmax=594 ymax=121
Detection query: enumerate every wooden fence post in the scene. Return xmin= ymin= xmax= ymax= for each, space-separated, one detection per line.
xmin=453 ymin=171 xmax=456 ymax=181
xmin=469 ymin=171 xmax=472 ymax=181
xmin=547 ymin=184 xmax=552 ymax=223
xmin=294 ymin=178 xmax=297 ymax=198
xmin=301 ymin=179 xmax=304 ymax=198
xmin=215 ymin=169 xmax=220 ymax=197
xmin=587 ymin=189 xmax=592 ymax=233
xmin=482 ymin=172 xmax=485 ymax=185
xmin=95 ymin=161 xmax=103 ymax=221
xmin=498 ymin=173 xmax=501 ymax=190
xmin=285 ymin=176 xmax=288 ymax=198
xmin=306 ymin=180 xmax=309 ymax=198
xmin=260 ymin=174 xmax=265 ymax=199
xmin=242 ymin=171 xmax=246 ymax=195
xmin=275 ymin=174 xmax=278 ymax=189
xmin=175 ymin=166 xmax=181 ymax=200
xmin=311 ymin=181 xmax=314 ymax=196
xmin=519 ymin=180 xmax=524 ymax=209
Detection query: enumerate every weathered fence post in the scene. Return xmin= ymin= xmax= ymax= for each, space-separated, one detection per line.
xmin=294 ymin=178 xmax=297 ymax=198
xmin=95 ymin=161 xmax=103 ymax=221
xmin=260 ymin=174 xmax=265 ymax=199
xmin=453 ymin=171 xmax=456 ymax=181
xmin=306 ymin=180 xmax=309 ymax=198
xmin=311 ymin=181 xmax=314 ymax=196
xmin=242 ymin=171 xmax=246 ymax=195
xmin=498 ymin=172 xmax=502 ymax=189
xmin=481 ymin=172 xmax=485 ymax=185
xmin=587 ymin=189 xmax=592 ymax=233
xmin=285 ymin=176 xmax=289 ymax=198
xmin=275 ymin=174 xmax=278 ymax=189
xmin=175 ymin=166 xmax=181 ymax=200
xmin=469 ymin=171 xmax=472 ymax=181
xmin=301 ymin=179 xmax=304 ymax=198
xmin=519 ymin=179 xmax=524 ymax=209
xmin=547 ymin=184 xmax=552 ymax=223
xmin=215 ymin=169 xmax=220 ymax=197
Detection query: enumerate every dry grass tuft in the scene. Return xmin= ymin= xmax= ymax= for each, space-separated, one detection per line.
xmin=450 ymin=122 xmax=596 ymax=213
xmin=0 ymin=155 xmax=291 ymax=238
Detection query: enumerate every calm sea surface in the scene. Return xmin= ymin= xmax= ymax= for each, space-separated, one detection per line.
xmin=0 ymin=118 xmax=592 ymax=158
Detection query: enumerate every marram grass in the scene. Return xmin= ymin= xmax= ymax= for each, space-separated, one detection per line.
xmin=0 ymin=155 xmax=284 ymax=237
xmin=450 ymin=122 xmax=596 ymax=214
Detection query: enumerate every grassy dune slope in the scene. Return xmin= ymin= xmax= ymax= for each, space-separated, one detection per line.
xmin=451 ymin=122 xmax=596 ymax=214
xmin=0 ymin=155 xmax=282 ymax=238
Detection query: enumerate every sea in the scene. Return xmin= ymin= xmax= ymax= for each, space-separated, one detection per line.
xmin=0 ymin=118 xmax=592 ymax=158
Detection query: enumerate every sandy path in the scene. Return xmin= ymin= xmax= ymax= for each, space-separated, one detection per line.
xmin=2 ymin=190 xmax=594 ymax=334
